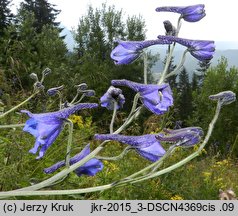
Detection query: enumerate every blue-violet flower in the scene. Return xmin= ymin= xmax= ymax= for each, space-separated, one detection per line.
xmin=44 ymin=144 xmax=103 ymax=176
xmin=21 ymin=103 xmax=98 ymax=159
xmin=156 ymin=127 xmax=204 ymax=147
xmin=156 ymin=4 xmax=205 ymax=22
xmin=111 ymin=79 xmax=173 ymax=115
xmin=94 ymin=134 xmax=166 ymax=162
xmin=100 ymin=86 xmax=125 ymax=110
xmin=111 ymin=39 xmax=171 ymax=65
xmin=158 ymin=35 xmax=215 ymax=61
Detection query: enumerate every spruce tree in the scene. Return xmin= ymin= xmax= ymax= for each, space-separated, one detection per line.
xmin=191 ymin=73 xmax=199 ymax=91
xmin=126 ymin=15 xmax=146 ymax=41
xmin=196 ymin=59 xmax=211 ymax=86
xmin=74 ymin=3 xmax=147 ymax=112
xmin=0 ymin=0 xmax=13 ymax=36
xmin=20 ymin=0 xmax=60 ymax=33
xmin=177 ymin=68 xmax=193 ymax=124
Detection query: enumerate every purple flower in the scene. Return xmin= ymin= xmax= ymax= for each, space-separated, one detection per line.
xmin=44 ymin=144 xmax=103 ymax=176
xmin=158 ymin=35 xmax=215 ymax=61
xmin=156 ymin=4 xmax=205 ymax=22
xmin=21 ymin=103 xmax=98 ymax=159
xmin=100 ymin=86 xmax=125 ymax=110
xmin=111 ymin=39 xmax=172 ymax=65
xmin=94 ymin=134 xmax=166 ymax=162
xmin=47 ymin=85 xmax=64 ymax=96
xmin=111 ymin=79 xmax=173 ymax=115
xmin=209 ymin=91 xmax=236 ymax=106
xmin=156 ymin=127 xmax=204 ymax=147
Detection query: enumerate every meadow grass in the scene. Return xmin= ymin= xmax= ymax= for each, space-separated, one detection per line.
xmin=0 ymin=113 xmax=238 ymax=200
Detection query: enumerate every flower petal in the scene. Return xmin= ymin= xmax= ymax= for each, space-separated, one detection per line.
xmin=75 ymin=159 xmax=104 ymax=176
xmin=44 ymin=144 xmax=103 ymax=177
xmin=94 ymin=134 xmax=166 ymax=162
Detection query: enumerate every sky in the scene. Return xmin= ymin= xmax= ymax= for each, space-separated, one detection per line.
xmin=11 ymin=0 xmax=238 ymax=43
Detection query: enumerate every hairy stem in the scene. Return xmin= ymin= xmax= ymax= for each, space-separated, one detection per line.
xmin=110 ymin=102 xmax=118 ymax=134
xmin=96 ymin=146 xmax=131 ymax=161
xmin=158 ymin=17 xmax=182 ymax=85
xmin=0 ymin=123 xmax=25 ymax=129
xmin=164 ymin=50 xmax=188 ymax=80
xmin=65 ymin=119 xmax=74 ymax=168
xmin=129 ymin=101 xmax=222 ymax=184
xmin=0 ymin=92 xmax=39 ymax=119
xmin=144 ymin=52 xmax=148 ymax=84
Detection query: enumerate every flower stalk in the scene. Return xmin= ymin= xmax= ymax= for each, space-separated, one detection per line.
xmin=65 ymin=119 xmax=74 ymax=168
xmin=0 ymin=91 xmax=39 ymax=119
xmin=110 ymin=102 xmax=118 ymax=134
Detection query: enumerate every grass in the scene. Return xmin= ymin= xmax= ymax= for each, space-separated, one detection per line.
xmin=0 ymin=113 xmax=238 ymax=200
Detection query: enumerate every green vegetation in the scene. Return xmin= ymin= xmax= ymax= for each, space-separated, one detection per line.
xmin=0 ymin=1 xmax=238 ymax=199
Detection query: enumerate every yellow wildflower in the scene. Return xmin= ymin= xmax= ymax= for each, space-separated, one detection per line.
xmin=171 ymin=195 xmax=183 ymax=200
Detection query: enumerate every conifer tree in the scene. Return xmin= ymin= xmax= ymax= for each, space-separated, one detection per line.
xmin=0 ymin=0 xmax=13 ymax=36
xmin=74 ymin=4 xmax=147 ymax=112
xmin=20 ymin=0 xmax=60 ymax=33
xmin=177 ymin=68 xmax=193 ymax=124
xmin=196 ymin=59 xmax=211 ymax=86
xmin=191 ymin=73 xmax=199 ymax=91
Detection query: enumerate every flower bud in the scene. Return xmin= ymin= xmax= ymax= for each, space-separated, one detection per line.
xmin=76 ymin=83 xmax=88 ymax=91
xmin=34 ymin=81 xmax=44 ymax=90
xmin=29 ymin=73 xmax=39 ymax=81
xmin=47 ymin=85 xmax=64 ymax=96
xmin=84 ymin=90 xmax=95 ymax=97
xmin=209 ymin=91 xmax=236 ymax=105
xmin=42 ymin=68 xmax=51 ymax=76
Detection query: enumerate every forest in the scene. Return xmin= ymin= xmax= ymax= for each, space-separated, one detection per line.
xmin=0 ymin=0 xmax=238 ymax=200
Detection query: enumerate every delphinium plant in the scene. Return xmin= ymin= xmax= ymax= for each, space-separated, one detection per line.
xmin=0 ymin=3 xmax=236 ymax=198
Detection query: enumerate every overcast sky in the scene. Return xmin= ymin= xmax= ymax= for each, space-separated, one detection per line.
xmin=12 ymin=0 xmax=238 ymax=42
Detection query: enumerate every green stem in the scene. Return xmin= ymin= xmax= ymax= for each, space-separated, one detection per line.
xmin=0 ymin=123 xmax=25 ymax=129
xmin=144 ymin=52 xmax=148 ymax=84
xmin=164 ymin=50 xmax=188 ymax=80
xmin=0 ymin=92 xmax=39 ymax=119
xmin=176 ymin=17 xmax=182 ymax=36
xmin=58 ymin=92 xmax=63 ymax=109
xmin=96 ymin=146 xmax=131 ymax=161
xmin=0 ymin=146 xmax=104 ymax=196
xmin=0 ymin=184 xmax=113 ymax=198
xmin=110 ymin=102 xmax=118 ymax=134
xmin=0 ymin=101 xmax=223 ymax=198
xmin=117 ymin=147 xmax=177 ymax=184
xmin=65 ymin=119 xmax=74 ymax=168
xmin=114 ymin=94 xmax=141 ymax=134
xmin=158 ymin=17 xmax=182 ymax=85
xmin=73 ymin=94 xmax=86 ymax=105
xmin=158 ymin=44 xmax=175 ymax=85
xmin=70 ymin=92 xmax=80 ymax=104
xmin=129 ymin=101 xmax=222 ymax=184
